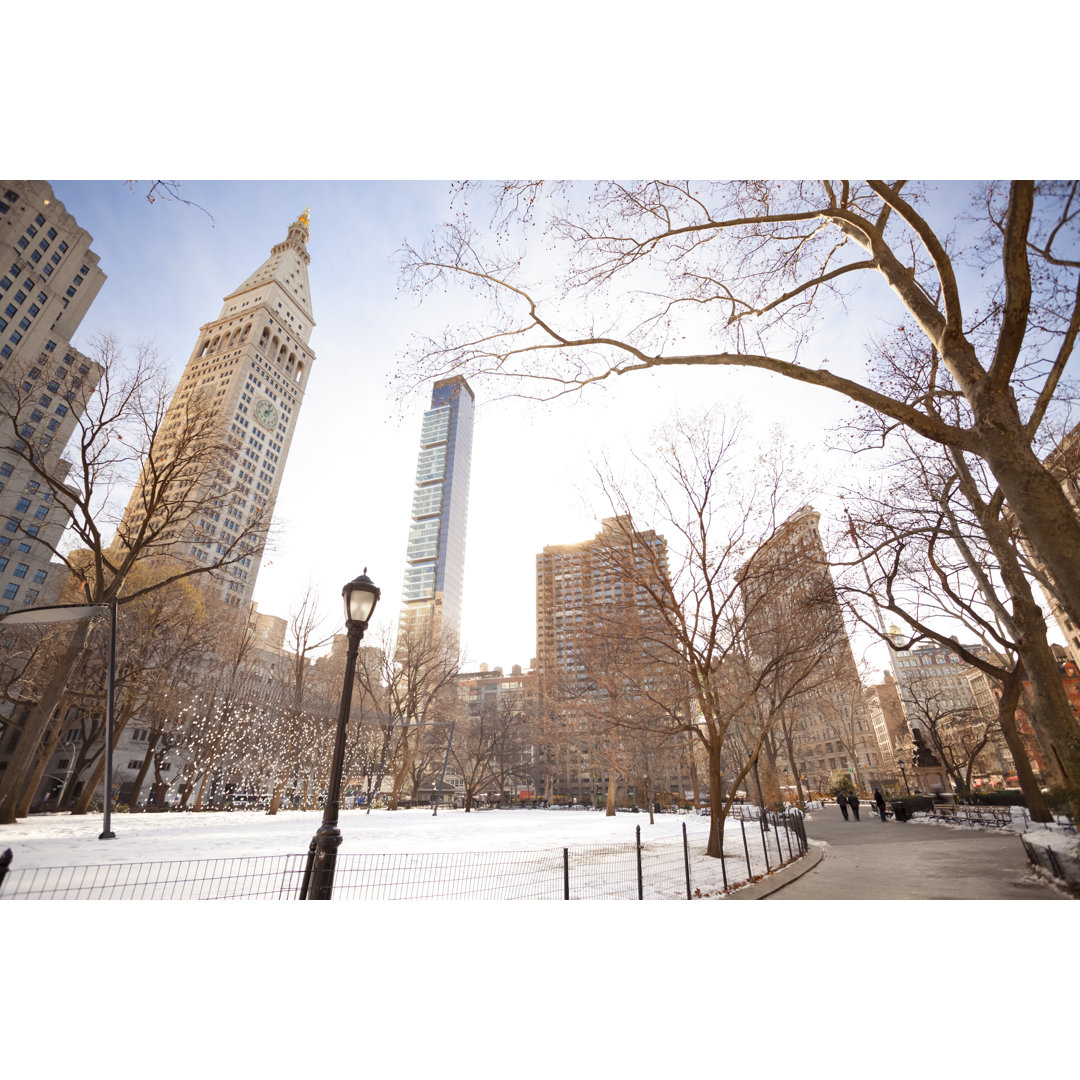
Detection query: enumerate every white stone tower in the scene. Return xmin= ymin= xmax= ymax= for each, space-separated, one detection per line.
xmin=121 ymin=210 xmax=316 ymax=611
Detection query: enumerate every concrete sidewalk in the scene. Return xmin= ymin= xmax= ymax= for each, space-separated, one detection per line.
xmin=732 ymin=802 xmax=1065 ymax=900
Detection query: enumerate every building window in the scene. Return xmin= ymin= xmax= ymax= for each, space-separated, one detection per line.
xmin=32 ymin=569 xmax=46 ymax=583
xmin=2 ymin=583 xmax=18 ymax=600
xmin=23 ymin=589 xmax=38 ymax=604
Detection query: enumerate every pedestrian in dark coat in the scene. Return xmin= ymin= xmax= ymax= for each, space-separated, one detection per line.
xmin=874 ymin=788 xmax=887 ymax=822
xmin=836 ymin=792 xmax=849 ymax=820
xmin=846 ymin=791 xmax=861 ymax=820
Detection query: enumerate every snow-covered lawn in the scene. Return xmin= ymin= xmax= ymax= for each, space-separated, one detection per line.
xmin=0 ymin=806 xmax=809 ymax=899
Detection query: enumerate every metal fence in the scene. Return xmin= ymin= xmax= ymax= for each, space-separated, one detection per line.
xmin=1019 ymin=835 xmax=1080 ymax=893
xmin=0 ymin=813 xmax=808 ymax=900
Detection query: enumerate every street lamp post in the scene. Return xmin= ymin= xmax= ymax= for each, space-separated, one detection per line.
xmin=897 ymin=757 xmax=911 ymax=795
xmin=300 ymin=571 xmax=379 ymax=900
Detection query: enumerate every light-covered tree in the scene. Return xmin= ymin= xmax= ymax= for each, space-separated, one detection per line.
xmin=0 ymin=335 xmax=271 ymax=823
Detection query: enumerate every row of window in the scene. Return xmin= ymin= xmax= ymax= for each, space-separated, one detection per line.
xmin=0 ymin=555 xmax=47 ymax=581
xmin=1 ymin=582 xmax=39 ymax=603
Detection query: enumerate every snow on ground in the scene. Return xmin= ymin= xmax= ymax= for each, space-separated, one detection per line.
xmin=906 ymin=805 xmax=1078 ymax=854
xmin=0 ymin=805 xmax=808 ymax=899
xmin=900 ymin=807 xmax=1079 ymax=890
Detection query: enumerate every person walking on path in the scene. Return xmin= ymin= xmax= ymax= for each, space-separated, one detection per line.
xmin=836 ymin=792 xmax=849 ymax=820
xmin=874 ymin=788 xmax=888 ymax=822
xmin=847 ymin=791 xmax=861 ymax=820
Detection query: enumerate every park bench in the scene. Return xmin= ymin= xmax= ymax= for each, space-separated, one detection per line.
xmin=931 ymin=804 xmax=1013 ymax=828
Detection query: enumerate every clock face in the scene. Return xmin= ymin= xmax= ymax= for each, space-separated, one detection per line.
xmin=254 ymin=397 xmax=278 ymax=429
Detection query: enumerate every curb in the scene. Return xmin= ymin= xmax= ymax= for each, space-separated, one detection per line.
xmin=725 ymin=843 xmax=826 ymax=899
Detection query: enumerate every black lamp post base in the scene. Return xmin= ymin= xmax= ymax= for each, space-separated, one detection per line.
xmin=98 ymin=830 xmax=116 ymax=840
xmin=302 ymin=823 xmax=343 ymax=899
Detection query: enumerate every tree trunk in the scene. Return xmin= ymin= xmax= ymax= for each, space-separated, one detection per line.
xmin=70 ymin=753 xmax=108 ymax=816
xmin=14 ymin=706 xmax=68 ymax=818
xmin=951 ymin=444 xmax=1080 ymax=822
xmin=706 ymin=739 xmax=725 ymax=858
xmin=605 ymin=774 xmax=617 ymax=816
xmin=193 ymin=764 xmax=212 ymax=811
xmin=976 ymin=420 xmax=1080 ymax=640
xmin=0 ymin=624 xmax=91 ymax=823
xmin=69 ymin=697 xmax=135 ymax=815
xmin=997 ymin=670 xmax=1052 ymax=822
xmin=127 ymin=733 xmax=159 ymax=808
xmin=16 ymin=741 xmax=54 ymax=818
xmin=59 ymin=721 xmax=101 ymax=811
xmin=177 ymin=774 xmax=195 ymax=810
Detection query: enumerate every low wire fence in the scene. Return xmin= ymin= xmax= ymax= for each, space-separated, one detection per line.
xmin=1019 ymin=835 xmax=1080 ymax=893
xmin=0 ymin=812 xmax=808 ymax=900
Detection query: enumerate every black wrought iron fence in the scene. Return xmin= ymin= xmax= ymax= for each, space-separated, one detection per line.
xmin=1019 ymin=835 xmax=1080 ymax=892
xmin=0 ymin=813 xmax=809 ymax=900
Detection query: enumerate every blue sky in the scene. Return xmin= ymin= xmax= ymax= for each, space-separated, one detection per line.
xmin=40 ymin=180 xmax=874 ymax=670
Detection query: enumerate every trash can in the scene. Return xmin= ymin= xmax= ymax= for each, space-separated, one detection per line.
xmin=891 ymin=801 xmax=909 ymax=822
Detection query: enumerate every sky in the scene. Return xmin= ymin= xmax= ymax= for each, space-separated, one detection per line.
xmin=35 ymin=179 xmax=1073 ymax=679
xmin=31 ymin=179 xmax=870 ymax=670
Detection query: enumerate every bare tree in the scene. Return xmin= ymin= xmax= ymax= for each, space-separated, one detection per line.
xmin=588 ymin=413 xmax=845 ymax=856
xmin=400 ymin=181 xmax=1080 ymax=657
xmin=352 ymin=620 xmax=462 ymax=811
xmin=839 ymin=429 xmax=1066 ymax=819
xmin=0 ymin=335 xmax=272 ymax=823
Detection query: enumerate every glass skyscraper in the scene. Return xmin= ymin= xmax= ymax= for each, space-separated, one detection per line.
xmin=401 ymin=376 xmax=474 ymax=641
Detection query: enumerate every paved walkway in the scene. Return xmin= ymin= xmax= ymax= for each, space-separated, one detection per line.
xmin=743 ymin=803 xmax=1064 ymax=900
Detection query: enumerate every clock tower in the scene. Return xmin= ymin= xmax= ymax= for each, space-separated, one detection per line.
xmin=119 ymin=210 xmax=315 ymax=612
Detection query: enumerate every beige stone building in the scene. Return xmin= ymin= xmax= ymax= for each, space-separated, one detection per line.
xmin=116 ymin=210 xmax=316 ymax=611
xmin=0 ymin=181 xmax=105 ymax=611
xmin=743 ymin=506 xmax=886 ymax=795
xmin=535 ymin=515 xmax=691 ymax=806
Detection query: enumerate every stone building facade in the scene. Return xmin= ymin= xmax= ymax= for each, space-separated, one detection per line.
xmin=0 ymin=180 xmax=105 ymax=611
